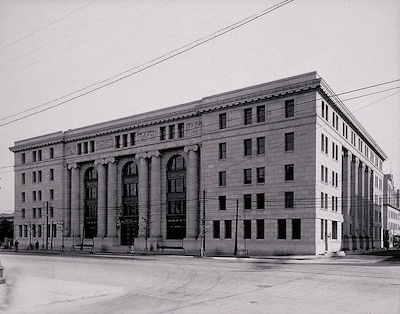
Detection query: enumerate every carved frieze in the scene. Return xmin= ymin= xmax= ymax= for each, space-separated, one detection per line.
xmin=65 ymin=144 xmax=76 ymax=156
xmin=137 ymin=129 xmax=158 ymax=143
xmin=96 ymin=138 xmax=114 ymax=151
xmin=186 ymin=121 xmax=202 ymax=136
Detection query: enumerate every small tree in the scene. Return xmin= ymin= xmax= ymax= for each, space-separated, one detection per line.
xmin=139 ymin=211 xmax=153 ymax=255
xmin=26 ymin=220 xmax=35 ymax=250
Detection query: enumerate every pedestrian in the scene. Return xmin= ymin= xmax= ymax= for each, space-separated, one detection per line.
xmin=15 ymin=240 xmax=19 ymax=252
xmin=35 ymin=241 xmax=39 ymax=250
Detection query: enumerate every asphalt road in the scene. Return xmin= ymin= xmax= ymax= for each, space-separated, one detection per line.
xmin=0 ymin=251 xmax=399 ymax=313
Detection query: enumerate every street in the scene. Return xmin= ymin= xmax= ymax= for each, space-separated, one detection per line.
xmin=0 ymin=251 xmax=399 ymax=313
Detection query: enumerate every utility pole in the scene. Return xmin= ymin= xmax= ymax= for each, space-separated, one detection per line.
xmin=234 ymin=199 xmax=238 ymax=257
xmin=46 ymin=201 xmax=49 ymax=250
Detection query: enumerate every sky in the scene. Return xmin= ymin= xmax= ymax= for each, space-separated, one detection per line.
xmin=0 ymin=0 xmax=399 ymax=214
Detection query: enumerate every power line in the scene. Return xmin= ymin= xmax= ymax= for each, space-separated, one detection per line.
xmin=0 ymin=0 xmax=294 ymax=127
xmin=0 ymin=0 xmax=97 ymax=51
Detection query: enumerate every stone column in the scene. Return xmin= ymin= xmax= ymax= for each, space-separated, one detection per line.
xmin=358 ymin=162 xmax=365 ymax=248
xmin=342 ymin=150 xmax=352 ymax=238
xmin=106 ymin=158 xmax=118 ymax=238
xmin=68 ymin=163 xmax=80 ymax=238
xmin=364 ymin=167 xmax=372 ymax=248
xmin=95 ymin=159 xmax=107 ymax=238
xmin=135 ymin=153 xmax=149 ymax=237
xmin=184 ymin=144 xmax=200 ymax=239
xmin=65 ymin=167 xmax=72 ymax=237
xmin=351 ymin=156 xmax=359 ymax=236
xmin=148 ymin=151 xmax=162 ymax=238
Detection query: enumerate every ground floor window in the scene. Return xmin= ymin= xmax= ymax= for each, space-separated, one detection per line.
xmin=213 ymin=221 xmax=220 ymax=239
xmin=292 ymin=219 xmax=301 ymax=239
xmin=256 ymin=219 xmax=264 ymax=239
xmin=225 ymin=220 xmax=232 ymax=239
xmin=278 ymin=219 xmax=286 ymax=239
xmin=167 ymin=218 xmax=186 ymax=239
xmin=244 ymin=220 xmax=251 ymax=239
xmin=332 ymin=221 xmax=338 ymax=239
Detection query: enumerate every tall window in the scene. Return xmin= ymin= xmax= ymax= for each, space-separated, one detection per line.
xmin=244 ymin=108 xmax=252 ymax=125
xmin=244 ymin=220 xmax=251 ymax=239
xmin=22 ymin=153 xmax=25 ymax=164
xmin=244 ymin=139 xmax=252 ymax=156
xmin=256 ymin=193 xmax=265 ymax=209
xmin=285 ymin=132 xmax=294 ymax=151
xmin=244 ymin=169 xmax=252 ymax=184
xmin=225 ymin=220 xmax=232 ymax=239
xmin=21 ymin=173 xmax=25 ymax=184
xmin=257 ymin=105 xmax=265 ymax=122
xmin=332 ymin=221 xmax=338 ymax=239
xmin=219 ymin=171 xmax=226 ymax=186
xmin=256 ymin=219 xmax=264 ymax=239
xmin=50 ymin=147 xmax=54 ymax=159
xmin=219 ymin=143 xmax=226 ymax=160
xmin=285 ymin=192 xmax=294 ymax=208
xmin=213 ymin=221 xmax=220 ymax=239
xmin=160 ymin=126 xmax=166 ymax=141
xmin=257 ymin=137 xmax=265 ymax=155
xmin=169 ymin=125 xmax=175 ymax=139
xmin=285 ymin=99 xmax=294 ymax=118
xmin=244 ymin=194 xmax=252 ymax=210
xmin=84 ymin=167 xmax=98 ymax=239
xmin=178 ymin=123 xmax=185 ymax=138
xmin=292 ymin=219 xmax=301 ymax=239
xmin=219 ymin=113 xmax=227 ymax=129
xmin=21 ymin=208 xmax=25 ymax=219
xmin=257 ymin=167 xmax=265 ymax=183
xmin=285 ymin=164 xmax=294 ymax=181
xmin=278 ymin=219 xmax=286 ymax=239
xmin=219 ymin=196 xmax=226 ymax=211
xmin=167 ymin=155 xmax=186 ymax=239
xmin=50 ymin=169 xmax=54 ymax=181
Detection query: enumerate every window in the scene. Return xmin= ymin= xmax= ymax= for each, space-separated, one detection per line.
xmin=321 ymin=219 xmax=324 ymax=239
xmin=50 ymin=169 xmax=54 ymax=181
xmin=257 ymin=105 xmax=265 ymax=122
xmin=33 ymin=151 xmax=37 ymax=162
xmin=257 ymin=137 xmax=265 ymax=155
xmin=321 ymin=192 xmax=324 ymax=208
xmin=50 ymin=147 xmax=54 ymax=159
xmin=22 ymin=192 xmax=25 ymax=202
xmin=285 ymin=164 xmax=294 ymax=181
xmin=292 ymin=219 xmax=301 ymax=239
xmin=32 ymin=208 xmax=36 ymax=218
xmin=38 ymin=190 xmax=42 ymax=201
xmin=244 ymin=194 xmax=252 ymax=210
xmin=285 ymin=99 xmax=294 ymax=118
xmin=50 ymin=189 xmax=54 ymax=200
xmin=21 ymin=173 xmax=25 ymax=185
xmin=285 ymin=132 xmax=294 ymax=151
xmin=38 ymin=170 xmax=42 ymax=182
xmin=244 ymin=169 xmax=252 ymax=184
xmin=213 ymin=221 xmax=220 ymax=239
xmin=22 ymin=153 xmax=25 ymax=164
xmin=256 ymin=167 xmax=265 ymax=183
xmin=90 ymin=140 xmax=95 ymax=152
xmin=38 ymin=208 xmax=42 ymax=218
xmin=256 ymin=220 xmax=264 ymax=239
xmin=52 ymin=224 xmax=57 ymax=238
xmin=219 ymin=113 xmax=227 ymax=129
xmin=33 ymin=171 xmax=36 ymax=183
xmin=160 ymin=126 xmax=166 ymax=141
xmin=332 ymin=221 xmax=338 ymax=239
xmin=115 ymin=136 xmax=120 ymax=148
xmin=244 ymin=108 xmax=252 ymax=125
xmin=219 ymin=171 xmax=226 ymax=187
xmin=219 ymin=143 xmax=226 ymax=160
xmin=256 ymin=193 xmax=265 ymax=209
xmin=24 ymin=225 xmax=28 ymax=237
xmin=33 ymin=191 xmax=37 ymax=202
xmin=77 ymin=143 xmax=82 ymax=155
xmin=244 ymin=139 xmax=252 ymax=156
xmin=38 ymin=150 xmax=42 ymax=161
xmin=278 ymin=219 xmax=286 ymax=239
xmin=219 ymin=196 xmax=226 ymax=211
xmin=130 ymin=132 xmax=136 ymax=146
xmin=169 ymin=125 xmax=175 ymax=139
xmin=178 ymin=123 xmax=184 ymax=138
xmin=321 ymin=133 xmax=328 ymax=154
xmin=285 ymin=192 xmax=294 ymax=208
xmin=21 ymin=208 xmax=25 ymax=219
xmin=225 ymin=220 xmax=232 ymax=239
xmin=244 ymin=220 xmax=251 ymax=239
xmin=122 ymin=134 xmax=128 ymax=147
xmin=321 ymin=165 xmax=328 ymax=183
xmin=50 ymin=206 xmax=54 ymax=218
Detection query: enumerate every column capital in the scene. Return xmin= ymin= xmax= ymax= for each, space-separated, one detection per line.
xmin=365 ymin=166 xmax=372 ymax=174
xmin=135 ymin=152 xmax=147 ymax=160
xmin=184 ymin=144 xmax=199 ymax=153
xmin=94 ymin=159 xmax=106 ymax=166
xmin=147 ymin=150 xmax=161 ymax=158
xmin=352 ymin=155 xmax=359 ymax=164
xmin=67 ymin=163 xmax=79 ymax=170
xmin=359 ymin=161 xmax=366 ymax=170
xmin=105 ymin=157 xmax=117 ymax=164
xmin=344 ymin=150 xmax=352 ymax=159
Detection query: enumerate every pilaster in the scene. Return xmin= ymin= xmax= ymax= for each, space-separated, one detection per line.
xmin=148 ymin=151 xmax=162 ymax=238
xmin=135 ymin=153 xmax=149 ymax=238
xmin=68 ymin=163 xmax=80 ymax=238
xmin=94 ymin=159 xmax=107 ymax=238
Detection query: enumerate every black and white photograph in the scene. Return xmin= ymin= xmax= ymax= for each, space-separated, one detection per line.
xmin=0 ymin=0 xmax=399 ymax=313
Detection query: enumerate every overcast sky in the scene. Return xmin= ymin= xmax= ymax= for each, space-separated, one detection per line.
xmin=0 ymin=0 xmax=399 ymax=214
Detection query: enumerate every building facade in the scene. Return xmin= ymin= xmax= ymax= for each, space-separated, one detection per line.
xmin=383 ymin=174 xmax=400 ymax=248
xmin=10 ymin=72 xmax=387 ymax=255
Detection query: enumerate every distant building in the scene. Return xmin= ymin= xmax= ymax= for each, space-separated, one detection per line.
xmin=383 ymin=174 xmax=400 ymax=248
xmin=9 ymin=72 xmax=387 ymax=255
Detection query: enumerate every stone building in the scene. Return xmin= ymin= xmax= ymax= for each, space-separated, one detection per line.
xmin=383 ymin=174 xmax=400 ymax=248
xmin=9 ymin=72 xmax=386 ymax=255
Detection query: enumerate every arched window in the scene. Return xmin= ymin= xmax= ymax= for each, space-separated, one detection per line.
xmin=166 ymin=155 xmax=186 ymax=239
xmin=84 ymin=167 xmax=98 ymax=238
